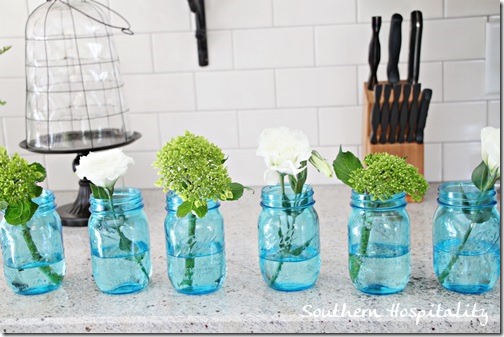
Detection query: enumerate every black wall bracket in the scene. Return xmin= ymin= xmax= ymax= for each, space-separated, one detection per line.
xmin=188 ymin=0 xmax=208 ymax=67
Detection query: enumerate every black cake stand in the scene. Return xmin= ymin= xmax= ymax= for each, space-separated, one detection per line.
xmin=20 ymin=131 xmax=141 ymax=227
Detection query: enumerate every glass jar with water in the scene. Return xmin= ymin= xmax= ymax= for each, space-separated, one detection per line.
xmin=0 ymin=190 xmax=65 ymax=295
xmin=433 ymin=181 xmax=500 ymax=294
xmin=88 ymin=188 xmax=152 ymax=294
xmin=348 ymin=191 xmax=410 ymax=295
xmin=258 ymin=184 xmax=320 ymax=291
xmin=164 ymin=191 xmax=226 ymax=295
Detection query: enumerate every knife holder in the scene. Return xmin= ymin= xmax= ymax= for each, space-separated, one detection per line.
xmin=362 ymin=81 xmax=424 ymax=202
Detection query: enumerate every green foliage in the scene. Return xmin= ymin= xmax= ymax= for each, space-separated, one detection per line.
xmin=153 ymin=131 xmax=246 ymax=218
xmin=334 ymin=150 xmax=428 ymax=202
xmin=471 ymin=160 xmax=499 ymax=192
xmin=0 ymin=147 xmax=46 ymax=225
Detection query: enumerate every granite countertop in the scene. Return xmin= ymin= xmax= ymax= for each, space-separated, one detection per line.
xmin=0 ymin=184 xmax=500 ymax=333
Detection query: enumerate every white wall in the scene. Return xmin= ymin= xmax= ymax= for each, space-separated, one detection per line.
xmin=0 ymin=0 xmax=500 ymax=191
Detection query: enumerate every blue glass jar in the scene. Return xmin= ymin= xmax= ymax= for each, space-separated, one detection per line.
xmin=258 ymin=184 xmax=320 ymax=291
xmin=0 ymin=190 xmax=65 ymax=295
xmin=164 ymin=191 xmax=226 ymax=295
xmin=88 ymin=188 xmax=152 ymax=295
xmin=348 ymin=191 xmax=411 ymax=295
xmin=433 ymin=181 xmax=500 ymax=294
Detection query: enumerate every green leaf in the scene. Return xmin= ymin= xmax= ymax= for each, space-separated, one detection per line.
xmin=193 ymin=203 xmax=208 ymax=218
xmin=177 ymin=200 xmax=192 ymax=218
xmin=471 ymin=161 xmax=495 ymax=192
xmin=0 ymin=46 xmax=11 ymax=55
xmin=0 ymin=100 xmax=5 ymax=106
xmin=5 ymin=200 xmax=38 ymax=225
xmin=289 ymin=162 xmax=307 ymax=194
xmin=0 ymin=200 xmax=7 ymax=211
xmin=119 ymin=233 xmax=134 ymax=252
xmin=333 ymin=146 xmax=363 ymax=188
xmin=29 ymin=185 xmax=43 ymax=199
xmin=29 ymin=162 xmax=46 ymax=182
xmin=90 ymin=184 xmax=111 ymax=200
xmin=228 ymin=182 xmax=245 ymax=201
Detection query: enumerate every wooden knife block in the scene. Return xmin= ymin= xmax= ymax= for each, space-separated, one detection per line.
xmin=362 ymin=81 xmax=424 ymax=202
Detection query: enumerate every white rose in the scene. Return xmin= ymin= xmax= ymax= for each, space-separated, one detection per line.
xmin=256 ymin=127 xmax=312 ymax=184
xmin=75 ymin=149 xmax=135 ymax=189
xmin=481 ymin=127 xmax=500 ymax=174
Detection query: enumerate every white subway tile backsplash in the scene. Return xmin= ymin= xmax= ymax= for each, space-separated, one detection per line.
xmin=109 ymin=0 xmax=190 ymax=33
xmin=444 ymin=0 xmax=500 ymax=18
xmin=195 ymin=70 xmax=275 ymax=110
xmin=273 ymin=0 xmax=356 ymax=26
xmin=319 ymin=106 xmax=363 ymax=146
xmin=0 ymin=39 xmax=25 ymax=78
xmin=488 ymin=101 xmax=500 ymax=128
xmin=234 ymin=27 xmax=314 ymax=69
xmin=422 ymin=17 xmax=486 ymax=62
xmin=115 ymin=34 xmax=153 ymax=74
xmin=443 ymin=61 xmax=486 ymax=102
xmin=124 ymin=113 xmax=161 ymax=151
xmin=2 ymin=117 xmax=31 ymax=156
xmin=424 ymin=102 xmax=486 ymax=142
xmin=153 ymin=31 xmax=233 ymax=72
xmin=424 ymin=143 xmax=442 ymax=182
xmin=357 ymin=0 xmax=443 ymax=22
xmin=0 ymin=118 xmax=4 ymax=146
xmin=158 ymin=111 xmax=238 ymax=149
xmin=443 ymin=142 xmax=481 ymax=181
xmin=45 ymin=154 xmax=79 ymax=191
xmin=123 ymin=151 xmax=159 ymax=189
xmin=276 ymin=67 xmax=357 ymax=108
xmin=316 ymin=24 xmax=369 ymax=66
xmin=0 ymin=0 xmax=29 ymax=37
xmin=205 ymin=0 xmax=272 ymax=29
xmin=238 ymin=108 xmax=318 ymax=148
xmin=223 ymin=149 xmax=264 ymax=186
xmin=124 ymin=73 xmax=195 ymax=112
xmin=0 ymin=78 xmax=25 ymax=117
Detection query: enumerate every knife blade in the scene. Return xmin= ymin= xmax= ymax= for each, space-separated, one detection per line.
xmin=367 ymin=16 xmax=382 ymax=90
xmin=415 ymin=89 xmax=432 ymax=144
xmin=388 ymin=84 xmax=402 ymax=143
xmin=380 ymin=84 xmax=392 ymax=144
xmin=397 ymin=84 xmax=411 ymax=143
xmin=407 ymin=83 xmax=421 ymax=142
xmin=370 ymin=84 xmax=383 ymax=144
xmin=407 ymin=11 xmax=423 ymax=84
xmin=387 ymin=14 xmax=403 ymax=85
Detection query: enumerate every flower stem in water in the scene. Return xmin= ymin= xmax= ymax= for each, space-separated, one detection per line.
xmin=182 ymin=213 xmax=197 ymax=288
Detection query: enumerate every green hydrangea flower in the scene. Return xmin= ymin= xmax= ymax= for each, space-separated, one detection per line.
xmin=349 ymin=152 xmax=428 ymax=202
xmin=153 ymin=131 xmax=245 ymax=218
xmin=0 ymin=147 xmax=47 ymax=225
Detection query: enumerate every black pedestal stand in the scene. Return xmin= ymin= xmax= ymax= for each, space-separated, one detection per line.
xmin=20 ymin=131 xmax=141 ymax=227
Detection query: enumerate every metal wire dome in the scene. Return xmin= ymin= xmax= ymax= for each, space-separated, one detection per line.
xmin=24 ymin=0 xmax=134 ymax=152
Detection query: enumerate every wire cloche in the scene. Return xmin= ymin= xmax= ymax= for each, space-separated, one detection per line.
xmin=24 ymin=0 xmax=135 ymax=152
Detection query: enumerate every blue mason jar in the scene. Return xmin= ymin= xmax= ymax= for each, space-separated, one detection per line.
xmin=433 ymin=181 xmax=500 ymax=294
xmin=164 ymin=191 xmax=226 ymax=295
xmin=348 ymin=191 xmax=411 ymax=295
xmin=88 ymin=188 xmax=152 ymax=294
xmin=0 ymin=190 xmax=65 ymax=295
xmin=258 ymin=184 xmax=320 ymax=291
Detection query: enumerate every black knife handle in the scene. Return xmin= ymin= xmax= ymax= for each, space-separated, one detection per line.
xmin=407 ymin=83 xmax=421 ymax=142
xmin=387 ymin=14 xmax=403 ymax=85
xmin=397 ymin=84 xmax=411 ymax=143
xmin=370 ymin=84 xmax=383 ymax=144
xmin=415 ymin=89 xmax=432 ymax=144
xmin=380 ymin=84 xmax=392 ymax=144
xmin=388 ymin=84 xmax=402 ymax=143
xmin=407 ymin=11 xmax=423 ymax=84
xmin=367 ymin=16 xmax=382 ymax=90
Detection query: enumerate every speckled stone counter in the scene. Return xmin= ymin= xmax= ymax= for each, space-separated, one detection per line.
xmin=0 ymin=184 xmax=500 ymax=333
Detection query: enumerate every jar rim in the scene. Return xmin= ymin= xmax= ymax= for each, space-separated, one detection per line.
xmin=90 ymin=187 xmax=143 ymax=204
xmin=260 ymin=184 xmax=315 ymax=210
xmin=165 ymin=190 xmax=221 ymax=212
xmin=350 ymin=191 xmax=407 ymax=210
xmin=437 ymin=181 xmax=496 ymax=207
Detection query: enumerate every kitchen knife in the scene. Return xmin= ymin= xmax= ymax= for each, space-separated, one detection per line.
xmin=397 ymin=84 xmax=411 ymax=143
xmin=370 ymin=84 xmax=383 ymax=144
xmin=367 ymin=16 xmax=382 ymax=90
xmin=407 ymin=83 xmax=421 ymax=142
xmin=388 ymin=84 xmax=402 ymax=143
xmin=387 ymin=14 xmax=403 ymax=85
xmin=415 ymin=89 xmax=433 ymax=144
xmin=407 ymin=11 xmax=423 ymax=84
xmin=379 ymin=84 xmax=392 ymax=144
